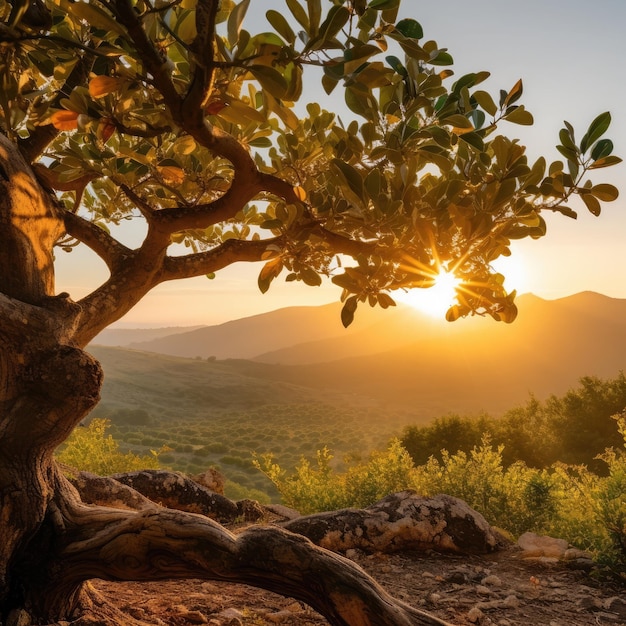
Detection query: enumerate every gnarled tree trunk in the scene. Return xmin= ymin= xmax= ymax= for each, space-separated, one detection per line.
xmin=0 ymin=134 xmax=455 ymax=625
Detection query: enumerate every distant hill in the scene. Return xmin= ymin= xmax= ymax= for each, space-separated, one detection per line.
xmin=89 ymin=291 xmax=626 ymax=418
xmin=110 ymin=303 xmax=391 ymax=360
xmin=229 ymin=291 xmax=626 ymax=414
xmin=93 ymin=325 xmax=206 ymax=347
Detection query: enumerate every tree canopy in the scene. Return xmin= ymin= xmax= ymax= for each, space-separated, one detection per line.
xmin=0 ymin=0 xmax=620 ymax=338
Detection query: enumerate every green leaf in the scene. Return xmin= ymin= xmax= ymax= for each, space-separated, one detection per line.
xmin=377 ymin=292 xmax=396 ymax=309
xmin=590 ymin=183 xmax=619 ymax=202
xmin=443 ymin=114 xmax=473 ymax=129
xmin=286 ymin=0 xmax=309 ymax=30
xmin=258 ymin=256 xmax=283 ymax=293
xmin=591 ymin=138 xmax=614 ymax=162
xmin=344 ymin=44 xmax=380 ymax=74
xmin=395 ymin=18 xmax=423 ymax=39
xmin=504 ymin=105 xmax=533 ymax=126
xmin=307 ymin=0 xmax=322 ymax=36
xmin=385 ymin=55 xmax=407 ymax=76
xmin=368 ymin=0 xmax=400 ymax=9
xmin=332 ymin=158 xmax=364 ymax=200
xmin=248 ymin=137 xmax=273 ymax=148
xmin=266 ymin=10 xmax=296 ymax=43
xmin=581 ymin=193 xmax=602 ymax=216
xmin=430 ymin=50 xmax=453 ymax=66
xmin=341 ymin=295 xmax=359 ymax=327
xmin=228 ymin=0 xmax=251 ymax=46
xmin=460 ymin=132 xmax=485 ymax=151
xmin=580 ymin=111 xmax=611 ymax=154
xmin=69 ymin=1 xmax=127 ymax=35
xmin=473 ymin=90 xmax=497 ymax=116
xmin=299 ymin=267 xmax=322 ymax=286
xmin=345 ymin=85 xmax=375 ymax=118
xmin=556 ymin=144 xmax=578 ymax=161
xmin=318 ymin=5 xmax=350 ymax=42
xmin=559 ymin=127 xmax=577 ymax=152
xmin=249 ymin=65 xmax=289 ymax=99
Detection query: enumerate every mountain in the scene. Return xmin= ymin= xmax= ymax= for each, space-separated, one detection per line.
xmin=93 ymin=326 xmax=206 ymax=347
xmin=112 ymin=303 xmax=391 ymax=360
xmin=227 ymin=291 xmax=626 ymax=414
xmin=90 ymin=292 xmax=626 ymax=418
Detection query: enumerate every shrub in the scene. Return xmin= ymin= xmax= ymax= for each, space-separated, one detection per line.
xmin=56 ymin=418 xmax=161 ymax=475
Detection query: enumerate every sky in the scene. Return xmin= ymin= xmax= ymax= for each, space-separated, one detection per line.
xmin=55 ymin=0 xmax=626 ymax=327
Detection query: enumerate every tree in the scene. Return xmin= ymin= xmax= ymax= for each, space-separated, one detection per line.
xmin=0 ymin=0 xmax=620 ymax=624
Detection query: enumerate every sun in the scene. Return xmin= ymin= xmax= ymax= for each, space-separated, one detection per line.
xmin=396 ymin=271 xmax=461 ymax=318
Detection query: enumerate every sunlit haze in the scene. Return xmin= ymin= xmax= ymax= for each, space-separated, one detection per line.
xmin=54 ymin=0 xmax=626 ymax=327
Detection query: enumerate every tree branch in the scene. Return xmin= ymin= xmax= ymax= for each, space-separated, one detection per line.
xmin=181 ymin=0 xmax=219 ymax=119
xmin=159 ymin=236 xmax=284 ymax=282
xmin=62 ymin=211 xmax=132 ymax=273
xmin=112 ymin=0 xmax=183 ymax=116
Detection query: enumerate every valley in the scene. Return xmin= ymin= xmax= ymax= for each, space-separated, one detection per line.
xmin=89 ymin=291 xmax=626 ymax=499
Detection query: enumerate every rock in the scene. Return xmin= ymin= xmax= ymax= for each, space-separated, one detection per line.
xmin=236 ymin=498 xmax=264 ymax=522
xmin=467 ymin=606 xmax=483 ymax=622
xmin=264 ymin=503 xmax=301 ymax=520
xmin=191 ymin=468 xmax=225 ymax=494
xmin=71 ymin=471 xmax=156 ymax=511
xmin=176 ymin=609 xmax=208 ymax=624
xmin=214 ymin=608 xmax=244 ymax=625
xmin=283 ymin=491 xmax=505 ymax=555
xmin=445 ymin=571 xmax=467 ymax=584
xmin=111 ymin=469 xmax=240 ymax=522
xmin=517 ymin=532 xmax=569 ymax=559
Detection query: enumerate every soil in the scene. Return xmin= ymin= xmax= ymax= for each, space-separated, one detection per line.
xmin=90 ymin=543 xmax=626 ymax=626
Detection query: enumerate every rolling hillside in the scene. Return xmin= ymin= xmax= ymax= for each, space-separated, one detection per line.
xmin=91 ymin=291 xmax=626 ymax=417
xmin=86 ymin=291 xmax=626 ymax=495
xmin=114 ymin=303 xmax=391 ymax=360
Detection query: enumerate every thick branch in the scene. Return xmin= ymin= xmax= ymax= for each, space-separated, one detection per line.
xmin=151 ymin=175 xmax=263 ymax=231
xmin=72 ymin=256 xmax=164 ymax=346
xmin=46 ymin=502 xmax=450 ymax=626
xmin=63 ymin=211 xmax=132 ymax=272
xmin=158 ymin=236 xmax=284 ymax=282
xmin=149 ymin=171 xmax=298 ymax=235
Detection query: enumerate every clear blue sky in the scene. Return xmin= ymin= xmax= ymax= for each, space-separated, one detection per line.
xmin=55 ymin=0 xmax=626 ymax=326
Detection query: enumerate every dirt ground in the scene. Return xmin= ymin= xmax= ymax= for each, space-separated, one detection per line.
xmin=90 ymin=545 xmax=626 ymax=626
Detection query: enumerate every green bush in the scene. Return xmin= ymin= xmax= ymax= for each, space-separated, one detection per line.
xmin=56 ymin=418 xmax=161 ymax=475
xmin=400 ymin=374 xmax=626 ymax=471
xmin=256 ymin=423 xmax=626 ymax=575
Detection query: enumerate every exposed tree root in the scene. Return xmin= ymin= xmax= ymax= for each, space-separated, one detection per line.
xmin=36 ymin=496 xmax=452 ymax=626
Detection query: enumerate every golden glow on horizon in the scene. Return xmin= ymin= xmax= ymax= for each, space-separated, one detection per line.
xmin=397 ymin=270 xmax=461 ymax=317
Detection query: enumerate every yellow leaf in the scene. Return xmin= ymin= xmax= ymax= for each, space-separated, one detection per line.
xmin=157 ymin=165 xmax=185 ymax=185
xmin=293 ymin=185 xmax=307 ymax=201
xmin=89 ymin=76 xmax=125 ymax=98
xmin=50 ymin=110 xmax=79 ymax=130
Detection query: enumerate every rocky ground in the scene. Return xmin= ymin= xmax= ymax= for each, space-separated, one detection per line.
xmin=90 ymin=542 xmax=626 ymax=626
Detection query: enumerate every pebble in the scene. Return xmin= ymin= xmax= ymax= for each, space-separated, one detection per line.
xmin=467 ymin=606 xmax=484 ymax=623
